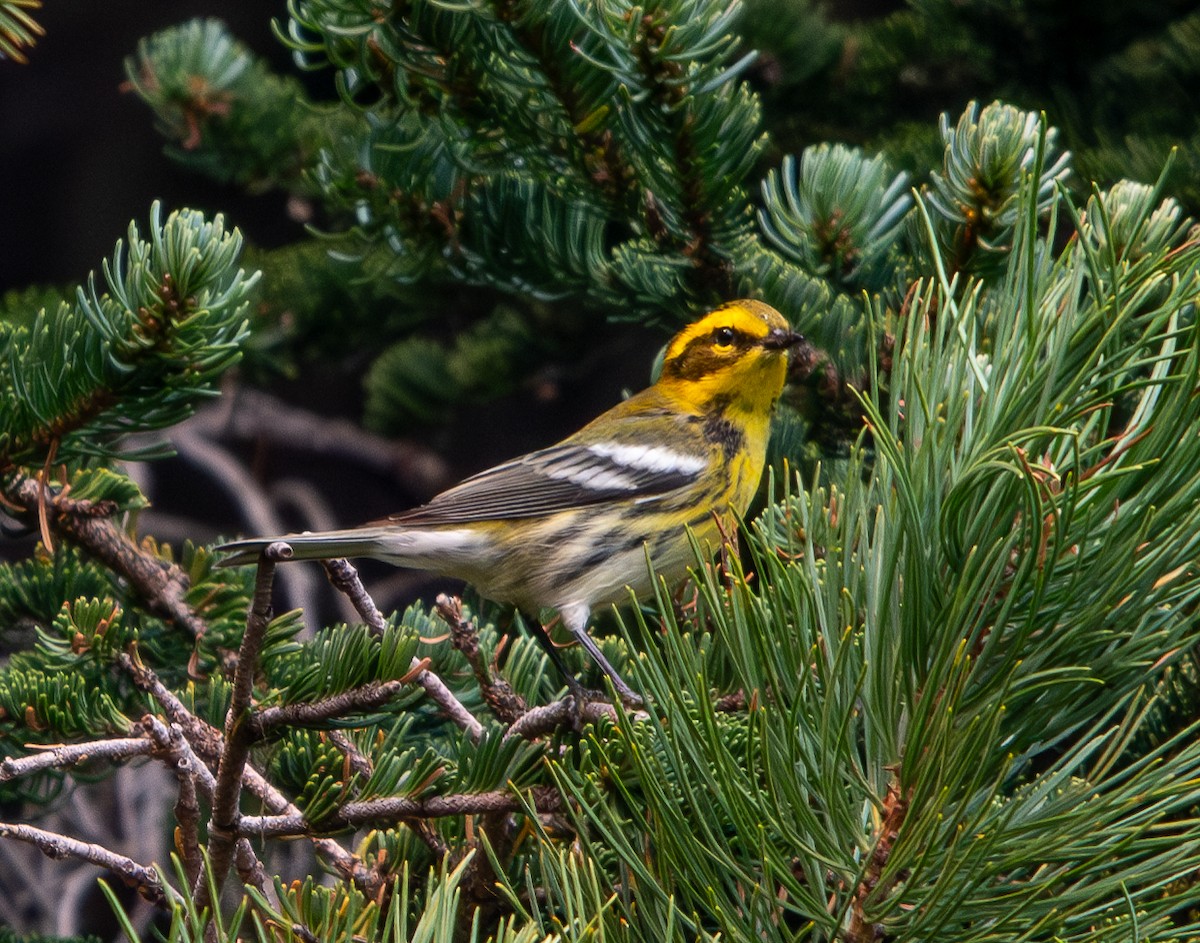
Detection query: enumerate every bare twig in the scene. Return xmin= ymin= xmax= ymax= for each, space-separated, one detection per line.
xmin=200 ymin=541 xmax=288 ymax=911
xmin=326 ymin=730 xmax=373 ymax=779
xmin=323 ymin=560 xmax=485 ymax=742
xmin=7 ymin=476 xmax=208 ymax=638
xmin=237 ymin=785 xmax=564 ymax=837
xmin=343 ymin=786 xmax=564 ymax=826
xmin=195 ymin=387 xmax=451 ymax=497
xmin=417 ymin=666 xmax=486 ymax=740
xmin=502 ymin=697 xmax=623 ymax=740
xmin=435 ymin=594 xmax=527 ymax=724
xmin=846 ymin=780 xmax=910 ymax=943
xmin=0 ymin=738 xmax=153 ymax=781
xmin=250 ymin=679 xmax=407 ymax=736
xmin=322 ymin=557 xmax=388 ymax=633
xmin=120 ymin=652 xmax=225 ymax=762
xmin=118 ymin=652 xmax=378 ymax=898
xmin=234 ymin=811 xmax=307 ymax=839
xmin=234 ymin=841 xmax=271 ymax=896
xmin=140 ymin=717 xmax=215 ymax=793
xmin=0 ymin=822 xmax=178 ymax=908
xmin=140 ymin=717 xmax=207 ymax=888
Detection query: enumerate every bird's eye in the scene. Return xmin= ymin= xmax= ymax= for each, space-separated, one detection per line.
xmin=713 ymin=327 xmax=736 ymax=348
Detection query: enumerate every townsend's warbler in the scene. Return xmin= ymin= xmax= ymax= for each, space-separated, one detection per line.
xmin=220 ymin=300 xmax=801 ymax=701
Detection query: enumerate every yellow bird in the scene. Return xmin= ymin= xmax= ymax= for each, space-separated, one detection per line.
xmin=220 ymin=300 xmax=800 ymax=701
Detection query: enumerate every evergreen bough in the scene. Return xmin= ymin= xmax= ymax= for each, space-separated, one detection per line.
xmin=2 ymin=1 xmax=1200 ymax=940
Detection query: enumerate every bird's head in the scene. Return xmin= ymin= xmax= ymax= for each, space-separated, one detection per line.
xmin=656 ymin=300 xmax=802 ymax=416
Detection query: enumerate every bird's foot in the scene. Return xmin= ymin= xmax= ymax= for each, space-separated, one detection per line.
xmin=565 ymin=677 xmax=646 ymax=711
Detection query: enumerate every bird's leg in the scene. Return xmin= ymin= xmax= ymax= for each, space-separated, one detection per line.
xmin=521 ymin=615 xmax=597 ymax=701
xmin=523 ymin=612 xmax=643 ymax=707
xmin=570 ymin=627 xmax=644 ymax=707
xmin=558 ymin=606 xmax=644 ymax=707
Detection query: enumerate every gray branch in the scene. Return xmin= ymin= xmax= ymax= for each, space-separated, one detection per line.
xmin=323 ymin=559 xmax=485 ymax=742
xmin=0 ymin=738 xmax=153 ymax=781
xmin=0 ymin=822 xmax=179 ymax=909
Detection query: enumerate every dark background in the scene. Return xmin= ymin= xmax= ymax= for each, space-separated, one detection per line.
xmin=0 ymin=2 xmax=305 ymax=294
xmin=0 ymin=0 xmax=898 ymax=294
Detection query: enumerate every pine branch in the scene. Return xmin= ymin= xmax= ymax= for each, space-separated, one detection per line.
xmin=0 ymin=717 xmax=264 ymax=907
xmin=926 ymin=100 xmax=1071 ymax=275
xmin=0 ymin=822 xmax=177 ymax=909
xmin=249 ymin=679 xmax=409 ymax=736
xmin=846 ymin=781 xmax=910 ymax=943
xmin=325 ymin=729 xmax=373 ymax=780
xmin=490 ymin=0 xmax=634 ymax=208
xmin=759 ymin=144 xmax=912 ymax=292
xmin=123 ymin=19 xmax=343 ymax=192
xmin=0 ymin=737 xmax=152 ymax=781
xmin=502 ymin=697 xmax=620 ymax=740
xmin=199 ymin=541 xmax=288 ymax=910
xmin=322 ymin=559 xmax=485 ymax=741
xmin=141 ymin=713 xmax=271 ymax=894
xmin=4 ymin=476 xmax=209 ymax=638
xmin=632 ymin=16 xmax=728 ymax=289
xmin=141 ymin=716 xmax=206 ymax=888
xmin=0 ymin=203 xmax=256 ymax=470
xmin=117 ymin=651 xmax=381 ymax=897
xmin=10 ymin=13 xmax=1200 ymax=934
xmin=237 ymin=785 xmax=564 ymax=836
xmin=434 ymin=594 xmax=527 ymax=724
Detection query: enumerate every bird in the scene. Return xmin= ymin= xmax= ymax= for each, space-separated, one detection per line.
xmin=219 ymin=300 xmax=801 ymax=702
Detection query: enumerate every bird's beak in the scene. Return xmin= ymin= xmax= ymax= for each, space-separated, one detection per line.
xmin=760 ymin=328 xmax=804 ymax=351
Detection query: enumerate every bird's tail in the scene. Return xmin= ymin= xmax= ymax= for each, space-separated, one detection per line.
xmin=216 ymin=528 xmax=394 ymax=568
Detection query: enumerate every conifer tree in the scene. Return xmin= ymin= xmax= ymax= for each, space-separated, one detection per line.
xmin=2 ymin=2 xmax=1200 ymax=941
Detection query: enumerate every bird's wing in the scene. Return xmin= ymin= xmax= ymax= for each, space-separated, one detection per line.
xmin=386 ymin=416 xmax=709 ymax=526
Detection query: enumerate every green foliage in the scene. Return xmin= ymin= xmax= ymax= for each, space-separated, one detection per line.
xmin=0 ymin=666 xmax=130 ymax=742
xmin=759 ymin=144 xmax=912 ymax=291
xmin=449 ymin=728 xmax=543 ymax=794
xmin=0 ymin=285 xmax=66 ymax=331
xmin=351 ymin=719 xmax=446 ymax=798
xmin=5 ymin=2 xmax=1200 ymax=940
xmin=0 ymin=202 xmax=256 ymax=467
xmin=123 ymin=19 xmax=350 ymax=190
xmin=179 ymin=543 xmax=278 ymax=666
xmin=524 ymin=150 xmax=1200 ymax=939
xmin=239 ymin=240 xmax=433 ymax=379
xmin=278 ymin=0 xmax=768 ymax=308
xmin=0 ymin=0 xmax=43 ymax=65
xmin=924 ymin=101 xmax=1071 ymax=273
xmin=754 ymin=0 xmax=1200 ymax=210
xmin=126 ymin=3 xmax=773 ymax=432
xmin=0 ymin=546 xmax=118 ymax=636
xmin=121 ymin=3 xmax=1200 ymax=432
xmin=66 ymin=468 xmax=150 ymax=513
xmin=364 ymin=302 xmax=587 ymax=430
xmin=274 ymin=618 xmax=423 ymax=705
xmin=101 ymin=851 xmax=563 ymax=942
xmin=35 ymin=597 xmax=133 ymax=668
xmin=279 ymin=728 xmax=363 ymax=822
xmin=0 ymin=205 xmax=261 ymax=804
